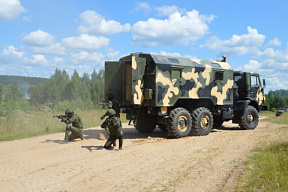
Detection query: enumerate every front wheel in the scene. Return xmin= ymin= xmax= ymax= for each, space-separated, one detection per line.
xmin=239 ymin=105 xmax=259 ymax=130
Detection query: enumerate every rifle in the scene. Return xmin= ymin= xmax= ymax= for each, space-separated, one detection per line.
xmin=98 ymin=102 xmax=108 ymax=109
xmin=53 ymin=114 xmax=68 ymax=120
xmin=101 ymin=117 xmax=115 ymax=128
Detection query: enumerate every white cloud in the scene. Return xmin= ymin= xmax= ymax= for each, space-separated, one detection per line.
xmin=0 ymin=0 xmax=26 ymax=21
xmin=132 ymin=10 xmax=215 ymax=47
xmin=156 ymin=5 xmax=185 ymax=16
xmin=77 ymin=10 xmax=131 ymax=35
xmin=202 ymin=26 xmax=266 ymax=56
xmin=0 ymin=46 xmax=24 ymax=63
xmin=133 ymin=2 xmax=152 ymax=13
xmin=70 ymin=51 xmax=104 ymax=64
xmin=242 ymin=60 xmax=263 ymax=73
xmin=23 ymin=54 xmax=49 ymax=66
xmin=266 ymin=38 xmax=281 ymax=47
xmin=31 ymin=43 xmax=66 ymax=55
xmin=1 ymin=45 xmax=24 ymax=58
xmin=61 ymin=34 xmax=109 ymax=51
xmin=265 ymin=77 xmax=288 ymax=90
xmin=22 ymin=30 xmax=55 ymax=47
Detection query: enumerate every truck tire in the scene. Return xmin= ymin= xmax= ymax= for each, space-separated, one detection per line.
xmin=191 ymin=107 xmax=213 ymax=136
xmin=239 ymin=105 xmax=259 ymax=130
xmin=136 ymin=115 xmax=157 ymax=133
xmin=167 ymin=107 xmax=192 ymax=138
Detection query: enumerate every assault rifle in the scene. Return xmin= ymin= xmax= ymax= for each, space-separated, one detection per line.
xmin=98 ymin=102 xmax=108 ymax=109
xmin=53 ymin=114 xmax=68 ymax=120
xmin=101 ymin=117 xmax=115 ymax=128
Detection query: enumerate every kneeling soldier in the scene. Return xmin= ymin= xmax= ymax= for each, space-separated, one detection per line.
xmin=101 ymin=109 xmax=123 ymax=150
xmin=63 ymin=108 xmax=84 ymax=143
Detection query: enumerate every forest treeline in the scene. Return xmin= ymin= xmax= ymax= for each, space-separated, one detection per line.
xmin=0 ymin=75 xmax=46 ymax=96
xmin=0 ymin=68 xmax=105 ymax=116
xmin=0 ymin=69 xmax=287 ymax=116
xmin=265 ymin=89 xmax=288 ymax=111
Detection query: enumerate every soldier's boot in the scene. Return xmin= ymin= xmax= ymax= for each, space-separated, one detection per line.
xmin=119 ymin=139 xmax=123 ymax=150
xmin=64 ymin=136 xmax=69 ymax=143
xmin=64 ymin=131 xmax=69 ymax=143
xmin=79 ymin=133 xmax=84 ymax=140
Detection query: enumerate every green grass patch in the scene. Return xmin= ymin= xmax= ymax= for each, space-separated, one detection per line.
xmin=261 ymin=112 xmax=288 ymax=125
xmin=0 ymin=109 xmax=128 ymax=141
xmin=236 ymin=142 xmax=288 ymax=192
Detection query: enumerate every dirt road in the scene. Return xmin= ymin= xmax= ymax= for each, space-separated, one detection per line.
xmin=1 ymin=119 xmax=287 ymax=192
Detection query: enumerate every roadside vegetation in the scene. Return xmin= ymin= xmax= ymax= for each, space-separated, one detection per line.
xmin=236 ymin=112 xmax=288 ymax=191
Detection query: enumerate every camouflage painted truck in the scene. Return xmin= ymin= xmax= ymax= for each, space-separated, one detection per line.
xmin=105 ymin=53 xmax=266 ymax=138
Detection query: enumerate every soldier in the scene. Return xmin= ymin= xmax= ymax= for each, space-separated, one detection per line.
xmin=101 ymin=109 xmax=123 ymax=150
xmin=62 ymin=108 xmax=84 ymax=143
xmin=100 ymin=92 xmax=120 ymax=146
xmin=101 ymin=92 xmax=120 ymax=119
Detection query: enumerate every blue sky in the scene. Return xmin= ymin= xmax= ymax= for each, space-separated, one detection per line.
xmin=1 ymin=0 xmax=288 ymax=92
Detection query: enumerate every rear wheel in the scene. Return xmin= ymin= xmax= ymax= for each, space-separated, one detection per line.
xmin=167 ymin=107 xmax=192 ymax=138
xmin=191 ymin=107 xmax=213 ymax=136
xmin=239 ymin=105 xmax=259 ymax=130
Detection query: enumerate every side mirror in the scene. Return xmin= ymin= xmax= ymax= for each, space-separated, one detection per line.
xmin=263 ymin=79 xmax=266 ymax=88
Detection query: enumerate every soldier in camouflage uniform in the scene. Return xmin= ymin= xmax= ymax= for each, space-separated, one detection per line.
xmin=101 ymin=92 xmax=120 ymax=118
xmin=101 ymin=109 xmax=123 ymax=150
xmin=62 ymin=108 xmax=84 ymax=143
xmin=101 ymin=92 xmax=120 ymax=146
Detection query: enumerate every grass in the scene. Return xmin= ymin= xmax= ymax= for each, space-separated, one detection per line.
xmin=0 ymin=109 xmax=128 ymax=141
xmin=261 ymin=111 xmax=288 ymax=125
xmin=236 ymin=142 xmax=288 ymax=192
xmin=235 ymin=112 xmax=288 ymax=192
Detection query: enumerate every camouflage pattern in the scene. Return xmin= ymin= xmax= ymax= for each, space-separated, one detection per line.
xmin=105 ymin=52 xmax=265 ymax=110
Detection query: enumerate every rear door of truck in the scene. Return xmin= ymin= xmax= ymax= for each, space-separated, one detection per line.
xmin=105 ymin=61 xmax=123 ymax=103
xmin=131 ymin=55 xmax=146 ymax=105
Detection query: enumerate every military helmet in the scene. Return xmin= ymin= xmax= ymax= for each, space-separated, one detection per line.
xmin=107 ymin=92 xmax=114 ymax=100
xmin=105 ymin=109 xmax=116 ymax=116
xmin=65 ymin=108 xmax=74 ymax=114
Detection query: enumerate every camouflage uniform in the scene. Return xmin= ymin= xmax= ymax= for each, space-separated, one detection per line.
xmin=108 ymin=98 xmax=120 ymax=118
xmin=101 ymin=93 xmax=120 ymax=118
xmin=63 ymin=109 xmax=84 ymax=142
xmin=101 ymin=109 xmax=123 ymax=150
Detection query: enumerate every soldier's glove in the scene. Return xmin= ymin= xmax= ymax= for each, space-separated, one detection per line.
xmin=100 ymin=115 xmax=105 ymax=120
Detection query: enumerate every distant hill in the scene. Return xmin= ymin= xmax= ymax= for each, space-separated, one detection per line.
xmin=0 ymin=75 xmax=47 ymax=96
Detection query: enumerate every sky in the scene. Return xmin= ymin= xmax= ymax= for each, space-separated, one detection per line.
xmin=1 ymin=0 xmax=288 ymax=92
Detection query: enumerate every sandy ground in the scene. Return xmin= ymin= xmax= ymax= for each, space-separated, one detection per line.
xmin=1 ymin=117 xmax=287 ymax=192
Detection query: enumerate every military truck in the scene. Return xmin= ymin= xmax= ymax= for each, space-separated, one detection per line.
xmin=105 ymin=53 xmax=266 ymax=138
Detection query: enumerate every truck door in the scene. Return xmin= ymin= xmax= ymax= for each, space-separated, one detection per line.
xmin=250 ymin=74 xmax=264 ymax=105
xmin=105 ymin=61 xmax=123 ymax=103
xmin=131 ymin=56 xmax=146 ymax=105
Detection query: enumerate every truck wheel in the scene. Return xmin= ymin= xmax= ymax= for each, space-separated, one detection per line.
xmin=136 ymin=115 xmax=157 ymax=133
xmin=167 ymin=108 xmax=192 ymax=138
xmin=191 ymin=107 xmax=213 ymax=136
xmin=239 ymin=105 xmax=259 ymax=130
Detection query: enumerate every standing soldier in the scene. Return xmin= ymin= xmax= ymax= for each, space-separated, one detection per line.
xmin=62 ymin=108 xmax=84 ymax=143
xmin=101 ymin=92 xmax=120 ymax=118
xmin=101 ymin=109 xmax=123 ymax=150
